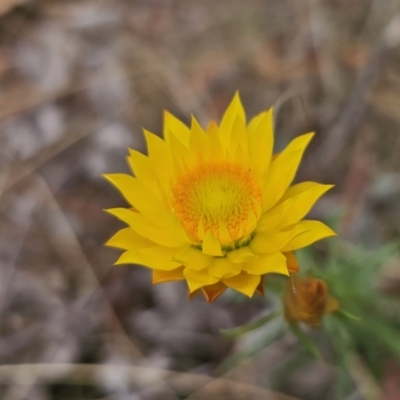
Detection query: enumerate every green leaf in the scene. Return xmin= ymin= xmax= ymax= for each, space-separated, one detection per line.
xmin=221 ymin=310 xmax=281 ymax=338
xmin=335 ymin=309 xmax=361 ymax=322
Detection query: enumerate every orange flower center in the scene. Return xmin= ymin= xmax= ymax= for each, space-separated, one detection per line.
xmin=171 ymin=162 xmax=263 ymax=244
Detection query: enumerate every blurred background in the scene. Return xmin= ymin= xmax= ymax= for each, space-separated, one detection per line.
xmin=1 ymin=0 xmax=400 ymax=399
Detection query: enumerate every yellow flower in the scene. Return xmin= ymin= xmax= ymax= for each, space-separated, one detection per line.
xmin=283 ymin=274 xmax=339 ymax=327
xmin=104 ymin=93 xmax=335 ymax=302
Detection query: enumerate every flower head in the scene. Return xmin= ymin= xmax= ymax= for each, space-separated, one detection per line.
xmin=104 ymin=93 xmax=335 ymax=302
xmin=283 ymin=274 xmax=339 ymax=327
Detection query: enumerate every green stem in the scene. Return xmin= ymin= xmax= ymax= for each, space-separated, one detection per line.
xmin=289 ymin=322 xmax=322 ymax=360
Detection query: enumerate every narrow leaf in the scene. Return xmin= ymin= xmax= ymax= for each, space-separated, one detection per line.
xmin=221 ymin=311 xmax=281 ymax=338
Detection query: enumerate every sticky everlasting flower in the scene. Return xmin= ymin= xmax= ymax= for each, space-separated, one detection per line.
xmin=283 ymin=275 xmax=339 ymax=327
xmin=104 ymin=93 xmax=335 ymax=302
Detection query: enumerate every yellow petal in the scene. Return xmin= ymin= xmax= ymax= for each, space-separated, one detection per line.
xmin=190 ymin=116 xmax=210 ymax=162
xmin=245 ymin=207 xmax=258 ymax=237
xmin=184 ymin=268 xmax=220 ymax=293
xmin=168 ymin=130 xmax=196 ymax=174
xmin=286 ymin=132 xmax=315 ymax=152
xmin=144 ymin=129 xmax=173 ymax=194
xmin=227 ymin=115 xmax=247 ymax=160
xmin=262 ymin=133 xmax=314 ymax=211
xmin=105 ymin=227 xmax=153 ymax=250
xmin=202 ymin=231 xmax=223 ymax=256
xmin=242 ymin=252 xmax=288 ymax=275
xmin=222 ymin=272 xmax=261 ymax=297
xmin=247 ymin=111 xmax=266 ymax=136
xmin=207 ymin=122 xmax=225 ymax=161
xmin=209 ymin=257 xmax=241 ymax=279
xmin=233 ymin=144 xmax=246 ymax=167
xmin=103 ymin=174 xmax=166 ymax=217
xmin=163 ymin=110 xmax=190 ymax=146
xmin=173 ymin=247 xmax=213 ymax=270
xmin=197 ymin=217 xmax=206 ymax=241
xmin=106 ymin=208 xmax=187 ymax=247
xmin=249 ymin=227 xmax=300 ymax=254
xmin=152 ymin=267 xmax=185 ymax=284
xmin=219 ymin=222 xmax=233 ymax=245
xmin=206 ymin=120 xmax=219 ymax=134
xmin=218 ymin=92 xmax=246 ymax=149
xmin=280 ymin=181 xmax=323 ymax=200
xmin=115 ymin=246 xmax=183 ymax=270
xmin=282 ymin=220 xmax=336 ymax=251
xmin=227 ymin=246 xmax=257 ymax=263
xmin=171 ymin=151 xmax=185 ymax=180
xmin=284 ymin=251 xmax=300 ymax=273
xmin=256 ymin=197 xmax=296 ymax=232
xmin=275 ymin=182 xmax=334 ymax=229
xmin=127 ymin=149 xmax=159 ymax=194
xmin=201 ymin=282 xmax=227 ymax=303
xmin=249 ymin=107 xmax=273 ymax=176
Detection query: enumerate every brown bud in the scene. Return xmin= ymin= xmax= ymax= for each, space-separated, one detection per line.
xmin=283 ymin=274 xmax=339 ymax=327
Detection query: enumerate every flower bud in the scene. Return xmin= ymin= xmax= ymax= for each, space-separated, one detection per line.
xmin=283 ymin=275 xmax=339 ymax=327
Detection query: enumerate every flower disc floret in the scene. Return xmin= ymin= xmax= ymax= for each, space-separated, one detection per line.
xmin=171 ymin=162 xmax=263 ymax=244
